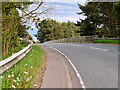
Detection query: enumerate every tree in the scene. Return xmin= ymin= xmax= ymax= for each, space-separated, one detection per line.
xmin=35 ymin=18 xmax=80 ymax=43
xmin=77 ymin=2 xmax=120 ymax=38
xmin=2 ymin=1 xmax=52 ymax=57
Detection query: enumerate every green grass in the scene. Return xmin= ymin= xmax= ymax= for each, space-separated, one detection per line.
xmin=2 ymin=43 xmax=28 ymax=60
xmin=93 ymin=39 xmax=120 ymax=44
xmin=0 ymin=45 xmax=44 ymax=88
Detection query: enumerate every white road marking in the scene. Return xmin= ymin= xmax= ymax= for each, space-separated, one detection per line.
xmin=49 ymin=46 xmax=86 ymax=89
xmin=70 ymin=44 xmax=82 ymax=47
xmin=90 ymin=47 xmax=108 ymax=51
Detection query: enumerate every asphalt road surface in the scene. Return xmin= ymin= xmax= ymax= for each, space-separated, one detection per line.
xmin=39 ymin=43 xmax=119 ymax=88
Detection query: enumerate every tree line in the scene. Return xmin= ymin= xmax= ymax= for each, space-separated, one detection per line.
xmin=77 ymin=2 xmax=120 ymax=38
xmin=35 ymin=18 xmax=80 ymax=43
xmin=1 ymin=2 xmax=120 ymax=58
xmin=35 ymin=2 xmax=120 ymax=43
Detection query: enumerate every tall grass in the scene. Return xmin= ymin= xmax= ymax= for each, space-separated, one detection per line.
xmin=0 ymin=45 xmax=44 ymax=88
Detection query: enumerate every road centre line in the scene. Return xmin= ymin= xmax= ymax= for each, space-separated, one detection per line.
xmin=90 ymin=47 xmax=108 ymax=51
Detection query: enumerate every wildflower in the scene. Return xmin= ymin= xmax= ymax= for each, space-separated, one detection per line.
xmin=8 ymin=75 xmax=11 ymax=78
xmin=18 ymin=79 xmax=20 ymax=82
xmin=17 ymin=83 xmax=19 ymax=85
xmin=6 ymin=67 xmax=9 ymax=69
xmin=24 ymin=64 xmax=27 ymax=66
xmin=24 ymin=72 xmax=28 ymax=74
xmin=26 ymin=78 xmax=30 ymax=81
xmin=34 ymin=84 xmax=38 ymax=87
xmin=13 ymin=80 xmax=16 ymax=82
xmin=0 ymin=76 xmax=3 ymax=79
xmin=30 ymin=76 xmax=32 ymax=79
xmin=12 ymin=71 xmax=13 ymax=73
xmin=12 ymin=85 xmax=16 ymax=88
xmin=12 ymin=74 xmax=14 ymax=77
xmin=30 ymin=66 xmax=33 ymax=68
xmin=17 ymin=77 xmax=19 ymax=80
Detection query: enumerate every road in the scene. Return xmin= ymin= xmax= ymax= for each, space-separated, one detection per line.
xmin=38 ymin=43 xmax=118 ymax=88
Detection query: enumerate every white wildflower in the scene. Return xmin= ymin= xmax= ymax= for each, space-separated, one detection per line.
xmin=24 ymin=72 xmax=28 ymax=74
xmin=6 ymin=67 xmax=9 ymax=69
xmin=8 ymin=75 xmax=11 ymax=78
xmin=12 ymin=85 xmax=16 ymax=88
xmin=24 ymin=64 xmax=27 ymax=66
xmin=30 ymin=66 xmax=32 ymax=68
xmin=12 ymin=71 xmax=13 ymax=73
xmin=34 ymin=84 xmax=38 ymax=87
xmin=26 ymin=78 xmax=30 ymax=81
xmin=13 ymin=80 xmax=16 ymax=82
xmin=17 ymin=77 xmax=19 ymax=80
xmin=17 ymin=83 xmax=19 ymax=85
xmin=12 ymin=74 xmax=14 ymax=77
xmin=18 ymin=79 xmax=20 ymax=82
xmin=1 ymin=76 xmax=3 ymax=79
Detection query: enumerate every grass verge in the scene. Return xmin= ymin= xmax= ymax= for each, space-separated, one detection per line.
xmin=93 ymin=39 xmax=120 ymax=44
xmin=0 ymin=45 xmax=46 ymax=88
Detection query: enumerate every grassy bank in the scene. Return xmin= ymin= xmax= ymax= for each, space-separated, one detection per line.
xmin=93 ymin=39 xmax=119 ymax=44
xmin=0 ymin=45 xmax=46 ymax=88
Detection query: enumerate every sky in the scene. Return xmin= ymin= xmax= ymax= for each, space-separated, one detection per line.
xmin=27 ymin=1 xmax=87 ymax=41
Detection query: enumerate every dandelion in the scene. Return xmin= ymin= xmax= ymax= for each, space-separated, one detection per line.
xmin=13 ymin=80 xmax=16 ymax=82
xmin=8 ymin=75 xmax=11 ymax=78
xmin=17 ymin=83 xmax=19 ymax=85
xmin=12 ymin=74 xmax=14 ymax=77
xmin=0 ymin=76 xmax=3 ymax=79
xmin=12 ymin=85 xmax=16 ymax=88
xmin=24 ymin=72 xmax=28 ymax=74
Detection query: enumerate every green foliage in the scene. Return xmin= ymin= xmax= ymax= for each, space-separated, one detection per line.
xmin=2 ymin=2 xmax=34 ymax=58
xmin=35 ymin=19 xmax=80 ymax=43
xmin=77 ymin=2 xmax=120 ymax=38
xmin=1 ymin=46 xmax=44 ymax=88
xmin=93 ymin=40 xmax=119 ymax=44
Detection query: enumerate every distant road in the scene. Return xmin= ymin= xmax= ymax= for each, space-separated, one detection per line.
xmin=38 ymin=43 xmax=118 ymax=88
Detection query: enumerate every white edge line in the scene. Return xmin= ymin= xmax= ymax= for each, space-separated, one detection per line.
xmin=49 ymin=46 xmax=86 ymax=89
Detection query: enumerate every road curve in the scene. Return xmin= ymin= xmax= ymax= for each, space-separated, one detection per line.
xmin=38 ymin=43 xmax=118 ymax=88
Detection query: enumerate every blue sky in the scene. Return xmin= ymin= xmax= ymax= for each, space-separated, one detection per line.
xmin=27 ymin=1 xmax=87 ymax=41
